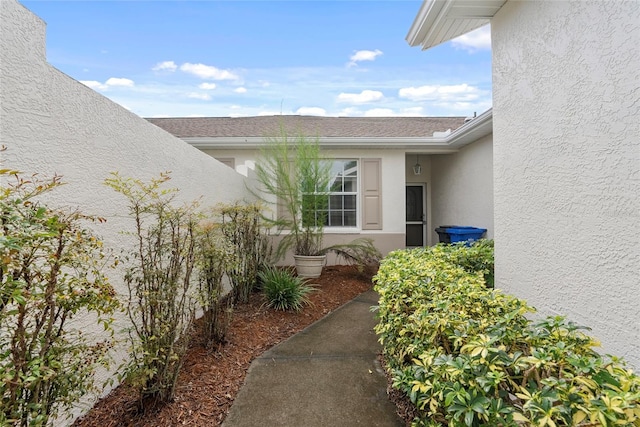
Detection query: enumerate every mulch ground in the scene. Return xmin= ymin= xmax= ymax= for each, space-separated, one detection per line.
xmin=73 ymin=265 xmax=414 ymax=427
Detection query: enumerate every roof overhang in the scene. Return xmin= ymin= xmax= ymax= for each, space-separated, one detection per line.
xmin=184 ymin=109 xmax=492 ymax=153
xmin=406 ymin=0 xmax=506 ymax=50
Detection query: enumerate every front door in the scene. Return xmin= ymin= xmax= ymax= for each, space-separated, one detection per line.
xmin=406 ymin=185 xmax=425 ymax=247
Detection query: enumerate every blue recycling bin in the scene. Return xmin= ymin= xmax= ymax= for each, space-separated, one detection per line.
xmin=445 ymin=226 xmax=487 ymax=245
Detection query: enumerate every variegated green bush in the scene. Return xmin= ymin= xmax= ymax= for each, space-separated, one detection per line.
xmin=374 ymin=242 xmax=640 ymax=426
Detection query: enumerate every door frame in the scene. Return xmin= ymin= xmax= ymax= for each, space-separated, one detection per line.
xmin=405 ymin=183 xmax=428 ymax=247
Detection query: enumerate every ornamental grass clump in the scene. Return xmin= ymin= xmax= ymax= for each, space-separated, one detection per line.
xmin=1 ymin=168 xmax=120 ymax=426
xmin=374 ymin=242 xmax=640 ymax=427
xmin=258 ymin=266 xmax=315 ymax=311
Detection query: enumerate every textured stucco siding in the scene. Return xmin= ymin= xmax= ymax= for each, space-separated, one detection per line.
xmin=430 ymin=134 xmax=494 ymax=242
xmin=492 ymin=1 xmax=639 ymax=367
xmin=1 ymin=1 xmax=254 ymax=422
xmin=202 ymin=148 xmax=404 ymax=236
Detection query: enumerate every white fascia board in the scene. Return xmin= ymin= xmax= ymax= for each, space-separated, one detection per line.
xmin=407 ymin=0 xmax=505 ymax=49
xmin=445 ymin=109 xmax=493 ymax=148
xmin=186 ymin=136 xmax=454 ymax=151
xmin=406 ymin=0 xmax=450 ymax=47
xmin=184 ymin=109 xmax=492 ymax=152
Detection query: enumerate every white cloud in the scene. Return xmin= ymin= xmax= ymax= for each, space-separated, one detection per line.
xmin=337 ymin=107 xmax=361 ymax=117
xmin=230 ymin=105 xmax=242 ymax=109
xmin=199 ymin=82 xmax=217 ymax=90
xmin=337 ymin=89 xmax=384 ymax=104
xmin=80 ymin=78 xmax=134 ymax=91
xmin=152 ymin=61 xmax=177 ymax=72
xmin=80 ymin=80 xmax=107 ymax=91
xmin=187 ymin=92 xmax=212 ymax=101
xmin=234 ymin=87 xmax=247 ymax=94
xmin=295 ymin=107 xmax=326 ymax=116
xmin=180 ymin=63 xmax=239 ymax=80
xmin=348 ymin=49 xmax=383 ymax=67
xmin=398 ymin=83 xmax=480 ymax=102
xmin=364 ymin=108 xmax=395 ymax=117
xmin=105 ymin=77 xmax=134 ymax=87
xmin=400 ymin=107 xmax=425 ymax=116
xmin=451 ymin=25 xmax=491 ymax=52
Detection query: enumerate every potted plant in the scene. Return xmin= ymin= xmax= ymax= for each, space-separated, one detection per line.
xmin=253 ymin=126 xmax=331 ymax=278
xmin=253 ymin=125 xmax=382 ymax=278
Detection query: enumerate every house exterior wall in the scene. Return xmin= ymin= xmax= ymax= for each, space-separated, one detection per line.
xmin=197 ymin=147 xmax=407 ymax=259
xmin=0 ymin=1 xmax=254 ymax=422
xmin=492 ymin=1 xmax=640 ymax=367
xmin=430 ymin=134 xmax=494 ymax=242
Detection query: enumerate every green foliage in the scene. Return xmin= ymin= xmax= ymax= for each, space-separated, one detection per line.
xmin=252 ymin=127 xmax=383 ymax=270
xmin=253 ymin=126 xmax=331 ymax=257
xmin=444 ymin=239 xmax=494 ymax=288
xmin=258 ymin=266 xmax=315 ymax=311
xmin=321 ymin=237 xmax=382 ymax=271
xmin=218 ymin=202 xmax=271 ymax=304
xmin=105 ymin=172 xmax=198 ymax=406
xmin=374 ymin=243 xmax=640 ymax=426
xmin=196 ymin=221 xmax=233 ymax=347
xmin=1 ymin=169 xmax=120 ymax=426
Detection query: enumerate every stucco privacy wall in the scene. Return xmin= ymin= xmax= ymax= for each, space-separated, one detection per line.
xmin=1 ymin=0 xmax=254 ymax=422
xmin=430 ymin=134 xmax=493 ymax=242
xmin=492 ymin=1 xmax=639 ymax=368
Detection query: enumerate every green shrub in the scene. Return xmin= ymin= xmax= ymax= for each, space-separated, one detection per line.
xmin=1 ymin=169 xmax=120 ymax=426
xmin=219 ymin=202 xmax=270 ymax=304
xmin=197 ymin=221 xmax=233 ymax=347
xmin=374 ymin=243 xmax=640 ymax=427
xmin=106 ymin=172 xmax=198 ymax=407
xmin=258 ymin=266 xmax=315 ymax=311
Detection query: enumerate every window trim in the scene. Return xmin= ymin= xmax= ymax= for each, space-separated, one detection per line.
xmin=322 ymin=158 xmax=359 ymax=230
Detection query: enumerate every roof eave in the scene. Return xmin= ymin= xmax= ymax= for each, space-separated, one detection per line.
xmin=406 ymin=0 xmax=506 ymax=50
xmin=184 ymin=110 xmax=492 ymax=151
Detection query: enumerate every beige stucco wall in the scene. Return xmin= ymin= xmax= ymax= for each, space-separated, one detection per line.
xmin=429 ymin=134 xmax=494 ymax=243
xmin=492 ymin=1 xmax=639 ymax=367
xmin=199 ymin=147 xmax=407 ymax=258
xmin=1 ymin=1 xmax=254 ymax=422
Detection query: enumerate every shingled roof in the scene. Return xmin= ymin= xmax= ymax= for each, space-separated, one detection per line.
xmin=146 ymin=115 xmax=467 ymax=138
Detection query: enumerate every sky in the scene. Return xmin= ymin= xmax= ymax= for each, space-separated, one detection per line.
xmin=21 ymin=1 xmax=493 ymax=119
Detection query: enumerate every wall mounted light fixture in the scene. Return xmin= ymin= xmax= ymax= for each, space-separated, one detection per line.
xmin=413 ymin=154 xmax=422 ymax=175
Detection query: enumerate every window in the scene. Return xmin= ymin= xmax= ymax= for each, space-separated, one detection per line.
xmin=323 ymin=160 xmax=358 ymax=227
xmin=301 ymin=159 xmax=359 ymax=228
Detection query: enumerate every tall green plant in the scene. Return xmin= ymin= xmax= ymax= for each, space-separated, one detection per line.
xmin=1 ymin=169 xmax=120 ymax=426
xmin=253 ymin=127 xmax=331 ymax=258
xmin=105 ymin=172 xmax=198 ymax=407
xmin=219 ymin=202 xmax=271 ymax=304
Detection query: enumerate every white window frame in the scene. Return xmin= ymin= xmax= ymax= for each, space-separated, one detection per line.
xmin=323 ymin=159 xmax=359 ymax=230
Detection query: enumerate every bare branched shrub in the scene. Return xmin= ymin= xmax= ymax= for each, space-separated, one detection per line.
xmin=197 ymin=221 xmax=233 ymax=347
xmin=219 ymin=203 xmax=270 ymax=304
xmin=105 ymin=172 xmax=198 ymax=407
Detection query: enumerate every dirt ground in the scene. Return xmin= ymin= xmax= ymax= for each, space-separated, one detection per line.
xmin=73 ymin=265 xmax=396 ymax=427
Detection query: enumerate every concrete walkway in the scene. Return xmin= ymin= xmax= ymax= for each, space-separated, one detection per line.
xmin=222 ymin=290 xmax=405 ymax=427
